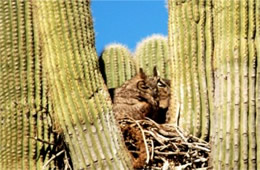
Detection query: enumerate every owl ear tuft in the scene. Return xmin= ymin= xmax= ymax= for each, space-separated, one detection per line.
xmin=153 ymin=66 xmax=158 ymax=77
xmin=139 ymin=68 xmax=147 ymax=79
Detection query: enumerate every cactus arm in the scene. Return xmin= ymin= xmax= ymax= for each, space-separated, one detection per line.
xmin=211 ymin=0 xmax=259 ymax=169
xmin=134 ymin=35 xmax=169 ymax=79
xmin=34 ymin=1 xmax=132 ymax=169
xmin=1 ymin=0 xmax=132 ymax=169
xmin=99 ymin=44 xmax=137 ymax=89
xmin=170 ymin=0 xmax=259 ymax=169
xmin=168 ymin=1 xmax=211 ymax=139
xmin=0 ymin=1 xmax=56 ymax=169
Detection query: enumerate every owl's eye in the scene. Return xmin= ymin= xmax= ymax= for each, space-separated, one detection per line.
xmin=137 ymin=81 xmax=149 ymax=90
xmin=141 ymin=84 xmax=149 ymax=89
xmin=157 ymin=79 xmax=166 ymax=88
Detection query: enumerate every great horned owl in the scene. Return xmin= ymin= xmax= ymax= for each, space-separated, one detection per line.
xmin=147 ymin=67 xmax=171 ymax=123
xmin=152 ymin=68 xmax=171 ymax=110
xmin=112 ymin=68 xmax=159 ymax=120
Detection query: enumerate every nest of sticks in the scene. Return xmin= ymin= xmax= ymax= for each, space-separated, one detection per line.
xmin=118 ymin=118 xmax=211 ymax=170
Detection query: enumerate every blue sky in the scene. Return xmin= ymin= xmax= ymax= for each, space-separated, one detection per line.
xmin=91 ymin=1 xmax=168 ymax=55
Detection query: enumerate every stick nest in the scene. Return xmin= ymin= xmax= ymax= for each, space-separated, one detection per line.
xmin=119 ymin=118 xmax=211 ymax=170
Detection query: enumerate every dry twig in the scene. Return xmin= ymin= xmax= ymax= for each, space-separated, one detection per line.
xmin=118 ymin=118 xmax=211 ymax=169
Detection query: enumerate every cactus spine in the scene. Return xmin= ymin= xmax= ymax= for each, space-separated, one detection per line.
xmin=99 ymin=44 xmax=137 ymax=89
xmin=134 ymin=35 xmax=170 ymax=79
xmin=168 ymin=0 xmax=213 ymax=139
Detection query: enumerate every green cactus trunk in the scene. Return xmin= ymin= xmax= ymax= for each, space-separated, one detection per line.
xmin=0 ymin=0 xmax=132 ymax=169
xmin=211 ymin=0 xmax=259 ymax=169
xmin=33 ymin=1 xmax=133 ymax=169
xmin=99 ymin=44 xmax=137 ymax=89
xmin=134 ymin=35 xmax=170 ymax=79
xmin=0 ymin=1 xmax=55 ymax=169
xmin=168 ymin=0 xmax=213 ymax=139
xmin=169 ymin=0 xmax=260 ymax=169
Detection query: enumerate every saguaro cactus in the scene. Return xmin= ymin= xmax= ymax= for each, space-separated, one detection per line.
xmin=169 ymin=0 xmax=260 ymax=169
xmin=34 ymin=1 xmax=133 ymax=169
xmin=168 ymin=0 xmax=214 ymax=139
xmin=0 ymin=0 xmax=132 ymax=169
xmin=211 ymin=0 xmax=259 ymax=169
xmin=99 ymin=44 xmax=137 ymax=89
xmin=134 ymin=35 xmax=170 ymax=79
xmin=0 ymin=1 xmax=56 ymax=169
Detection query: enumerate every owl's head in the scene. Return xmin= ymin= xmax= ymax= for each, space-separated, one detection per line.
xmin=149 ymin=67 xmax=171 ymax=109
xmin=133 ymin=68 xmax=159 ymax=98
